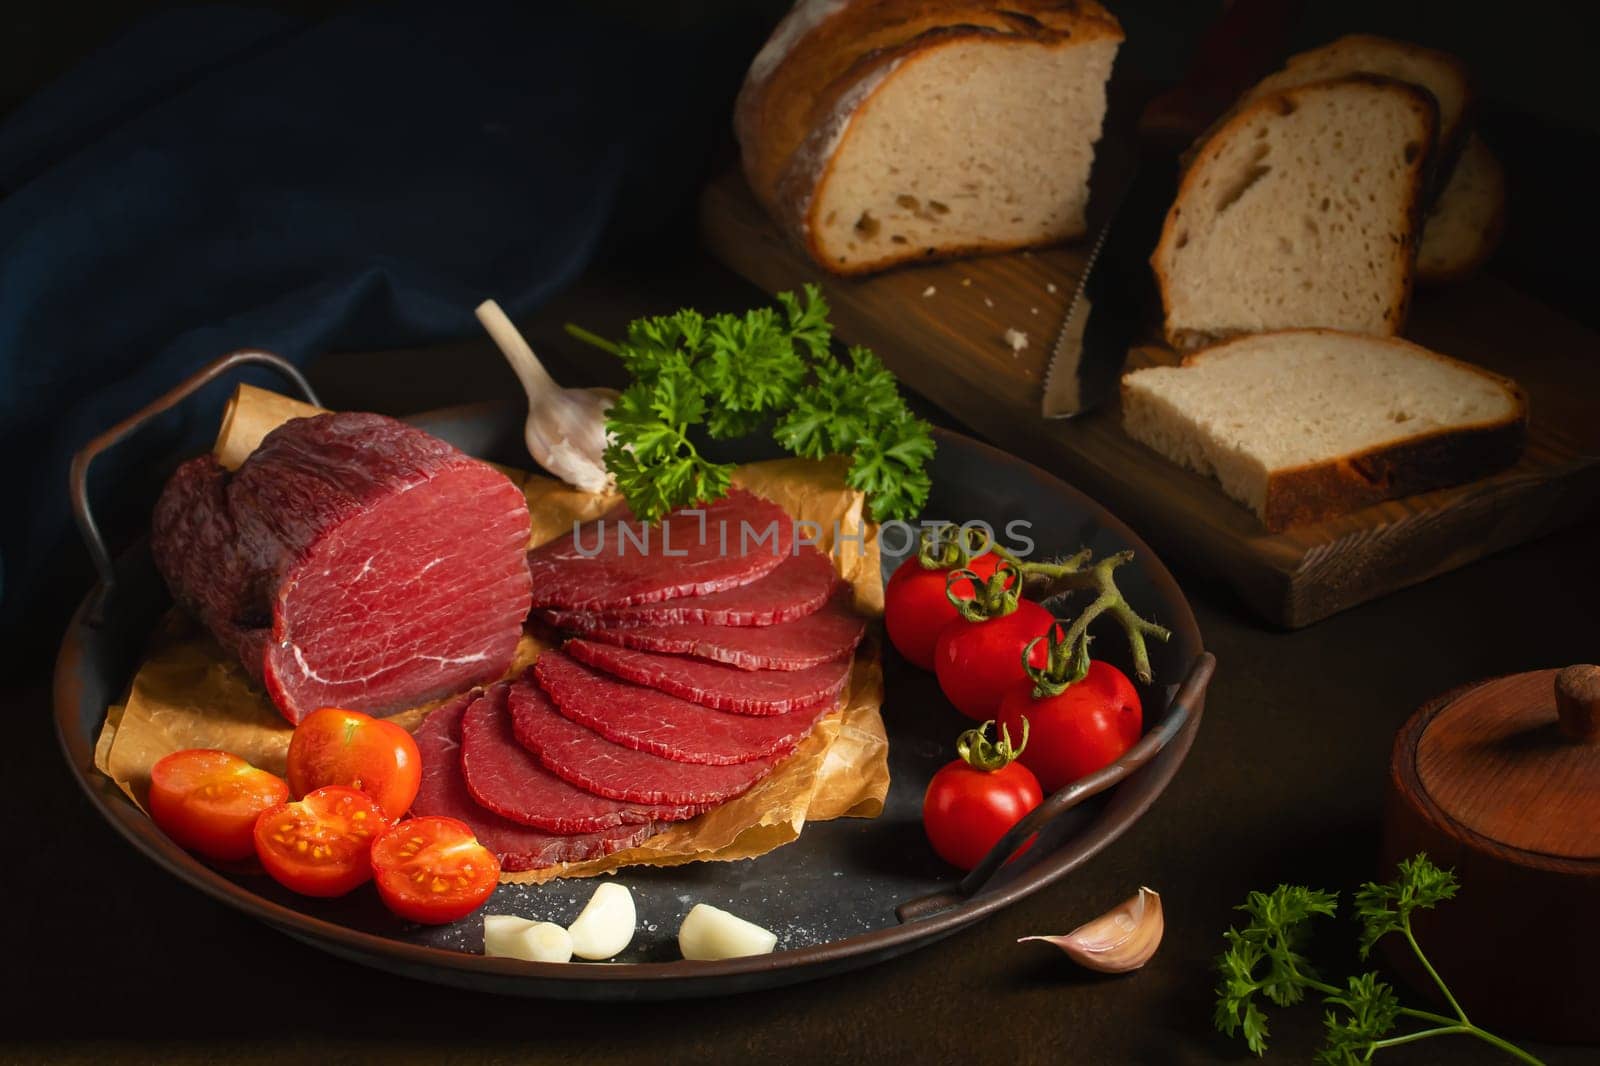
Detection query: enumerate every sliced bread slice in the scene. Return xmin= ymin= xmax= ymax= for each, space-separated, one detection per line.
xmin=1152 ymin=76 xmax=1437 ymax=350
xmin=1120 ymin=330 xmax=1526 ymax=531
xmin=1417 ymin=133 xmax=1507 ymax=283
xmin=1244 ymin=34 xmax=1471 ymax=169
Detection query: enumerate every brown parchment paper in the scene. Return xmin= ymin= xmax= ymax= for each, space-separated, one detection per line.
xmin=94 ymin=385 xmax=889 ymax=883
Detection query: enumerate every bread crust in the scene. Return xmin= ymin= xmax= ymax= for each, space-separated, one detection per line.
xmin=1152 ymin=75 xmax=1439 ymax=351
xmin=1175 ymin=330 xmax=1529 ymax=531
xmin=735 ymin=0 xmax=1122 ymax=272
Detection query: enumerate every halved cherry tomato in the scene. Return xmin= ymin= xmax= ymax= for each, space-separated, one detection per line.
xmin=286 ymin=707 xmax=421 ymax=821
xmin=370 ymin=816 xmax=500 ymax=924
xmin=886 ymin=550 xmax=1005 ymax=670
xmin=996 ymin=659 xmax=1142 ymax=792
xmin=147 ymin=749 xmax=289 ymax=862
xmin=253 ymin=785 xmax=387 ymax=897
xmin=923 ymin=721 xmax=1042 ymax=871
xmin=934 ymin=598 xmax=1059 ymax=720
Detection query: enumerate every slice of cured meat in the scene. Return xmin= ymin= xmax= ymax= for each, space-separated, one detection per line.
xmin=410 ymin=691 xmax=653 ymax=872
xmin=507 ymin=679 xmax=794 ymax=805
xmin=534 ymin=650 xmax=833 ymax=765
xmin=562 ymin=639 xmax=851 ymax=716
xmin=552 ymin=588 xmax=866 ymax=671
xmin=459 ymin=684 xmax=705 ymax=831
xmin=525 ymin=489 xmax=796 ymax=610
xmin=541 ymin=547 xmax=839 ymax=628
xmin=151 ymin=413 xmax=533 ymax=725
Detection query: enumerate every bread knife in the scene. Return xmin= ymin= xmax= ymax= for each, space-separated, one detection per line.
xmin=1040 ymin=0 xmax=1303 ymax=419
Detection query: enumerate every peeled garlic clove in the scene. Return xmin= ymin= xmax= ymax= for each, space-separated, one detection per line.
xmin=567 ymin=882 xmax=636 ymax=960
xmin=1018 ymin=886 xmax=1163 ymax=973
xmin=483 ymin=914 xmax=536 ymax=958
xmin=678 ymin=903 xmax=778 ymax=961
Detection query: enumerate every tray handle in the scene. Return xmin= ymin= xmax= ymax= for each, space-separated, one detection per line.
xmin=69 ymin=350 xmax=320 ymax=620
xmin=895 ymin=650 xmax=1215 ymax=925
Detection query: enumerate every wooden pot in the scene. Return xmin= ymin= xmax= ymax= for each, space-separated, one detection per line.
xmin=1380 ymin=666 xmax=1600 ymax=1042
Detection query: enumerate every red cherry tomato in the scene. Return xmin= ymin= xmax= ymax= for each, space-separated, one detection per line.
xmin=934 ymin=598 xmax=1058 ymax=720
xmin=370 ymin=816 xmax=501 ymax=924
xmin=995 ymin=660 xmax=1142 ymax=791
xmin=922 ymin=722 xmax=1042 ymax=871
xmin=885 ymin=551 xmax=1004 ymax=670
xmin=287 ymin=707 xmax=422 ymax=821
xmin=147 ymin=749 xmax=290 ymax=862
xmin=253 ymin=786 xmax=388 ymax=897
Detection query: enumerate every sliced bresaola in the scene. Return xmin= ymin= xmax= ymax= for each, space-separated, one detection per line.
xmin=459 ymin=683 xmax=705 ymax=831
xmin=562 ymin=638 xmax=851 ymax=716
xmin=507 ymin=679 xmax=793 ymax=805
xmin=541 ymin=547 xmax=839 ymax=628
xmin=534 ymin=649 xmax=833 ymax=765
xmin=151 ymin=413 xmax=533 ymax=724
xmin=410 ymin=692 xmax=653 ymax=872
xmin=525 ymin=489 xmax=796 ymax=610
xmin=555 ymin=588 xmax=867 ymax=673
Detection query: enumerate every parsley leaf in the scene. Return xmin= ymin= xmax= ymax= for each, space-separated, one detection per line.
xmin=580 ymin=285 xmax=933 ymax=523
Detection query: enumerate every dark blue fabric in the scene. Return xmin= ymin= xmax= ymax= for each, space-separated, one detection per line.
xmin=0 ymin=2 xmax=756 ymax=622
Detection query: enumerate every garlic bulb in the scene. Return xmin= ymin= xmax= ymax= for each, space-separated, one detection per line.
xmin=1018 ymin=886 xmax=1163 ymax=973
xmin=476 ymin=299 xmax=617 ymax=494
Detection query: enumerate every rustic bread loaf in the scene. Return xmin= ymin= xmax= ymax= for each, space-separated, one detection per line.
xmin=1120 ymin=330 xmax=1526 ymax=531
xmin=734 ymin=0 xmax=1122 ymax=275
xmin=1417 ymin=133 xmax=1507 ymax=283
xmin=1152 ymin=76 xmax=1437 ymax=350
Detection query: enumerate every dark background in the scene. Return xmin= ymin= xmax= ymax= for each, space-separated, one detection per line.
xmin=5 ymin=3 xmax=1598 ymax=1063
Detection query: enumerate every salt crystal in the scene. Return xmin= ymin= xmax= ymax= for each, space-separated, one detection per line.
xmin=921 ymin=285 xmax=936 ymax=298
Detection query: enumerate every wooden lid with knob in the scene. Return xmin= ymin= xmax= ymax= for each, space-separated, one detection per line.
xmin=1380 ymin=665 xmax=1600 ymax=1042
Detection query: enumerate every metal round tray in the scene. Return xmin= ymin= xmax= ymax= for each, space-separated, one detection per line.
xmin=54 ymin=354 xmax=1210 ymax=999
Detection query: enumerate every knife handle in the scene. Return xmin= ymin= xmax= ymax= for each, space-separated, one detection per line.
xmin=1140 ymin=0 xmax=1305 ymax=152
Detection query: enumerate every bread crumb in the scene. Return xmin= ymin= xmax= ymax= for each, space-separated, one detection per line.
xmin=961 ymin=278 xmax=972 ymax=287
xmin=1046 ymin=282 xmax=1058 ymax=294
xmin=984 ymin=296 xmax=994 ymax=308
xmin=1030 ymin=307 xmax=1039 ymax=315
xmin=921 ymin=285 xmax=936 ymax=298
xmin=1004 ymin=328 xmax=1029 ymax=353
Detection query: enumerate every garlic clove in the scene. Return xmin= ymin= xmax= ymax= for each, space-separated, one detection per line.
xmin=1018 ymin=886 xmax=1163 ymax=973
xmin=678 ymin=903 xmax=778 ymax=961
xmin=566 ymin=882 xmax=636 ymax=960
xmin=483 ymin=914 xmax=536 ymax=958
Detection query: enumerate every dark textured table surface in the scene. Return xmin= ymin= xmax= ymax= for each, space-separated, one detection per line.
xmin=8 ymin=252 xmax=1597 ymax=1065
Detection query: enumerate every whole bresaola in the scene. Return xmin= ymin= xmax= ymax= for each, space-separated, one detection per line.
xmin=151 ymin=413 xmax=533 ymax=724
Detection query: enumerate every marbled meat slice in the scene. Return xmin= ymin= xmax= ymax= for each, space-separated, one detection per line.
xmin=460 ymin=683 xmax=705 ymax=830
xmin=411 ymin=691 xmax=654 ymax=872
xmin=534 ymin=650 xmax=834 ymax=764
xmin=562 ymin=638 xmax=851 ymax=716
xmin=151 ymin=413 xmax=532 ymax=725
xmin=507 ymin=680 xmax=794 ymax=805
xmin=552 ymin=587 xmax=866 ymax=671
xmin=541 ymin=547 xmax=838 ymax=628
xmin=525 ymin=489 xmax=796 ymax=610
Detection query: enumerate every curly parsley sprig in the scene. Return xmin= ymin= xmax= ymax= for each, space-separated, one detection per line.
xmin=566 ymin=285 xmax=933 ymax=523
xmin=1214 ymin=854 xmax=1542 ymax=1065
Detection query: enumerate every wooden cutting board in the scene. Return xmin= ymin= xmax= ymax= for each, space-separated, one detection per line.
xmin=700 ymin=170 xmax=1600 ymax=627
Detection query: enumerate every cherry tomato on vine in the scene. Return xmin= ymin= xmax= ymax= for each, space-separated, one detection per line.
xmin=370 ymin=816 xmax=500 ymax=924
xmin=147 ymin=749 xmax=289 ymax=862
xmin=287 ymin=707 xmax=421 ymax=821
xmin=997 ymin=658 xmax=1142 ymax=792
xmin=886 ymin=550 xmax=1005 ymax=670
xmin=253 ymin=785 xmax=388 ymax=897
xmin=923 ymin=720 xmax=1042 ymax=871
xmin=935 ymin=593 xmax=1059 ymax=720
